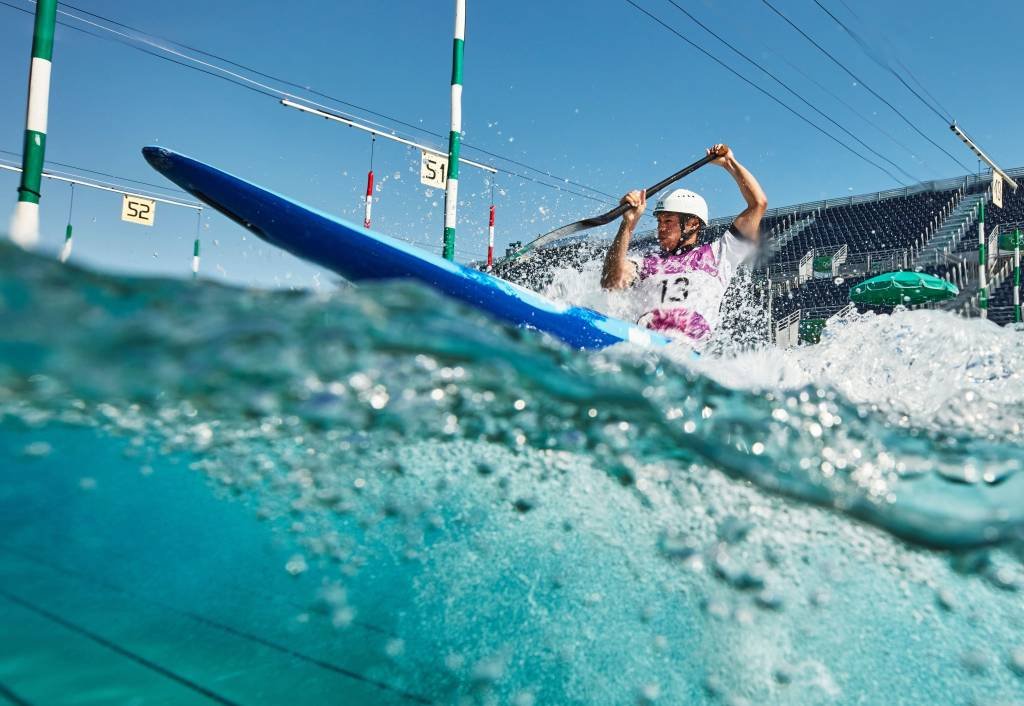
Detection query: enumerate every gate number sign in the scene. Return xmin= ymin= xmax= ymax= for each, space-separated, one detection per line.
xmin=122 ymin=194 xmax=156 ymax=226
xmin=420 ymin=152 xmax=448 ymax=190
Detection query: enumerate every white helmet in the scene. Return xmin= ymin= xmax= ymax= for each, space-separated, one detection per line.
xmin=653 ymin=188 xmax=709 ymax=227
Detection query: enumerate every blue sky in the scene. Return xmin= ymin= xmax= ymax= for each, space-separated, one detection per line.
xmin=1 ymin=0 xmax=1021 ymax=287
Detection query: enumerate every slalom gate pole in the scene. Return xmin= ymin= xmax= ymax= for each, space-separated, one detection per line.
xmin=364 ymin=136 xmax=375 ymax=229
xmin=9 ymin=0 xmax=57 ymax=248
xmin=486 ymin=180 xmax=495 ymax=269
xmin=978 ymin=201 xmax=987 ymax=319
xmin=442 ymin=0 xmax=465 ymax=261
xmin=59 ymin=182 xmax=74 ymax=263
xmin=1015 ymin=229 xmax=1021 ymax=324
xmin=192 ymin=210 xmax=201 ymax=278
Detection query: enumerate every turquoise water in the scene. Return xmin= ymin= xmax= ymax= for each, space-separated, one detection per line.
xmin=2 ymin=241 xmax=1023 ymax=705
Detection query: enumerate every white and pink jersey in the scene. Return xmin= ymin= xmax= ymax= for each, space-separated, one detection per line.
xmin=630 ymin=228 xmax=755 ymax=347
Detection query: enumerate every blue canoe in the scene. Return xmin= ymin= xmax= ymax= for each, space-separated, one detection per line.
xmin=142 ymin=147 xmax=669 ymax=351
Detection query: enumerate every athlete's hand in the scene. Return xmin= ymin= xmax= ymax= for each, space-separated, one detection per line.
xmin=620 ymin=188 xmax=646 ymax=228
xmin=707 ymin=143 xmax=732 ymax=166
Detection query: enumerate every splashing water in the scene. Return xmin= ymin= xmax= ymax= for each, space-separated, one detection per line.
xmin=2 ymin=242 xmax=1023 ymax=705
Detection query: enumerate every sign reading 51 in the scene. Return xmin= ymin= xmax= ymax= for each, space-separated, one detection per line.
xmin=420 ymin=152 xmax=448 ymax=190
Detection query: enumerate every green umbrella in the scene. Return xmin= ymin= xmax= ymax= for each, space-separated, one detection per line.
xmin=849 ymin=271 xmax=959 ymax=307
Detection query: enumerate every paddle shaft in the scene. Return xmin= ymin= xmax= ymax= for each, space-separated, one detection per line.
xmin=594 ymin=152 xmax=718 ymax=226
xmin=499 ymin=152 xmax=718 ymax=267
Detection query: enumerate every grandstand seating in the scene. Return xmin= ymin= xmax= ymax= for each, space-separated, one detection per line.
xmin=956 ymin=179 xmax=1024 ymax=252
xmin=771 ymin=275 xmax=871 ymax=319
xmin=772 ymin=190 xmax=957 ymax=262
xmin=988 ymin=272 xmax=1021 ymax=326
xmin=922 ymin=262 xmax=969 ymax=290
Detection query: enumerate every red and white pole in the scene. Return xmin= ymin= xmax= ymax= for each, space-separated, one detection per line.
xmin=363 ymin=169 xmax=374 ymax=229
xmin=486 ymin=203 xmax=495 ymax=269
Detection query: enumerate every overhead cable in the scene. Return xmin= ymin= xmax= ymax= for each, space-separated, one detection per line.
xmin=663 ymin=0 xmax=921 ymax=182
xmin=828 ymin=0 xmax=956 ymax=124
xmin=758 ymin=0 xmax=972 ymax=173
xmin=10 ymin=0 xmax=618 ymax=202
xmin=622 ymin=0 xmax=907 ymax=185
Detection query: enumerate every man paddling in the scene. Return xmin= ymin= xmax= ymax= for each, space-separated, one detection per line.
xmin=600 ymin=143 xmax=767 ymax=348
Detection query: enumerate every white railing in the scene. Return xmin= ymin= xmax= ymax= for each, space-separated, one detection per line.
xmin=767 ymin=247 xmax=909 ymax=284
xmin=773 ymin=310 xmax=801 ymax=348
xmin=801 ymin=305 xmax=848 ymax=319
xmin=830 ymin=303 xmax=856 ymax=320
xmin=832 ymin=244 xmax=848 ymax=275
xmin=797 ymin=251 xmax=813 ymax=285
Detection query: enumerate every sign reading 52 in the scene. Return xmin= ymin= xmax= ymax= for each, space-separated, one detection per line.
xmin=121 ymin=194 xmax=156 ymax=226
xmin=420 ymin=152 xmax=449 ymax=190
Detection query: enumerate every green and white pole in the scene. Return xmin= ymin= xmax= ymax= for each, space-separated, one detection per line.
xmin=9 ymin=0 xmax=57 ymax=248
xmin=1014 ymin=228 xmax=1021 ymax=324
xmin=977 ymin=201 xmax=987 ymax=319
xmin=192 ymin=210 xmax=202 ymax=277
xmin=441 ymin=0 xmax=465 ymax=261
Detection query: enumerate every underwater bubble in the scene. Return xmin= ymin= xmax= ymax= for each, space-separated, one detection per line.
xmin=21 ymin=441 xmax=52 ymax=458
xmin=734 ymin=606 xmax=755 ymax=625
xmin=773 ymin=665 xmax=794 ymax=685
xmin=658 ymin=531 xmax=700 ymax=560
xmin=960 ymin=649 xmax=992 ymax=675
xmin=1009 ymin=647 xmax=1024 ymax=677
xmin=951 ymin=550 xmax=991 ymax=575
xmin=755 ymin=588 xmax=785 ymax=611
xmin=985 ymin=565 xmax=1022 ymax=592
xmin=703 ymin=675 xmax=725 ymax=697
xmin=471 ymin=653 xmax=507 ymax=685
xmin=512 ymin=497 xmax=536 ymax=513
xmin=512 ymin=692 xmax=536 ymax=706
xmin=712 ymin=548 xmax=766 ymax=591
xmin=718 ymin=516 xmax=753 ymax=544
xmin=637 ymin=682 xmax=661 ymax=704
xmin=935 ymin=587 xmax=957 ymax=611
xmin=384 ymin=638 xmax=405 ymax=658
xmin=809 ymin=588 xmax=831 ymax=607
xmin=331 ymin=606 xmax=355 ymax=629
xmin=285 ymin=554 xmax=308 ymax=576
xmin=703 ymin=598 xmax=730 ymax=620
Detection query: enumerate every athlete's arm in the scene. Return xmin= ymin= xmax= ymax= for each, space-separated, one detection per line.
xmin=600 ymin=189 xmax=644 ymax=290
xmin=709 ymin=144 xmax=768 ymax=242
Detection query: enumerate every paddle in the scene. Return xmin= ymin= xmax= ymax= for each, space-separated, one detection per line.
xmin=495 ymin=151 xmax=719 ymax=269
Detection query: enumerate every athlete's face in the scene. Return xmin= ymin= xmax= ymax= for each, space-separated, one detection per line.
xmin=656 ymin=212 xmax=700 ymax=252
